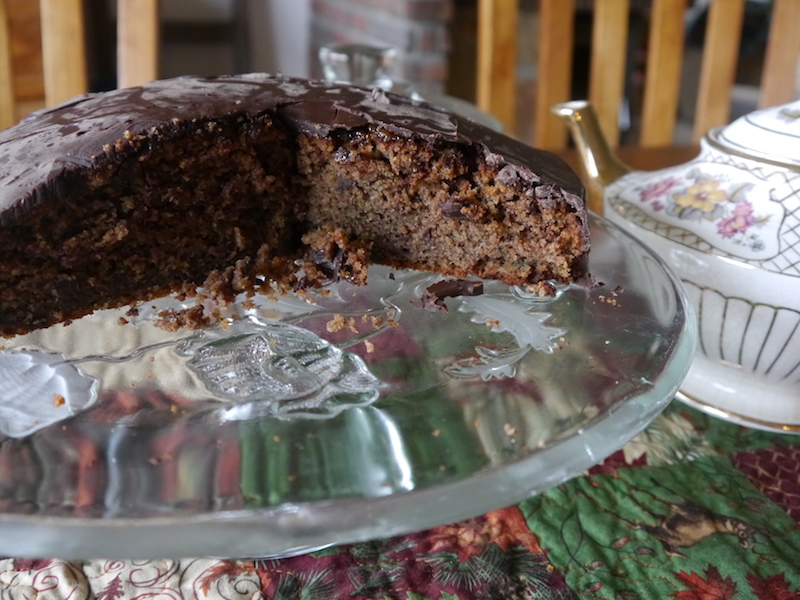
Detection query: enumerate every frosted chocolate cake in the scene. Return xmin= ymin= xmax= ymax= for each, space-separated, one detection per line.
xmin=0 ymin=74 xmax=589 ymax=336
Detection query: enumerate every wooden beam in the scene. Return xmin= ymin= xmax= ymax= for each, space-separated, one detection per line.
xmin=588 ymin=0 xmax=631 ymax=147
xmin=117 ymin=0 xmax=159 ymax=89
xmin=640 ymin=0 xmax=687 ymax=147
xmin=692 ymin=0 xmax=745 ymax=140
xmin=759 ymin=0 xmax=800 ymax=108
xmin=0 ymin=0 xmax=15 ymax=129
xmin=40 ymin=0 xmax=88 ymax=106
xmin=476 ymin=0 xmax=519 ymax=132
xmin=534 ymin=0 xmax=575 ymax=149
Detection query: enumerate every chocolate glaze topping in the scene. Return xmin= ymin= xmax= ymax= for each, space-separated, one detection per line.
xmin=0 ymin=73 xmax=585 ymax=227
xmin=413 ymin=278 xmax=486 ymax=312
xmin=426 ymin=279 xmax=485 ymax=299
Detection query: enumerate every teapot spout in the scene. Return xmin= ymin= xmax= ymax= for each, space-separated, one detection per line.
xmin=552 ymin=101 xmax=630 ymax=200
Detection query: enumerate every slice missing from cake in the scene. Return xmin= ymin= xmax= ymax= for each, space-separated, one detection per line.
xmin=0 ymin=74 xmax=589 ymax=337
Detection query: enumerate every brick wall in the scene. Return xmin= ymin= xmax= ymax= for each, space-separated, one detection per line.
xmin=310 ymin=0 xmax=453 ymax=93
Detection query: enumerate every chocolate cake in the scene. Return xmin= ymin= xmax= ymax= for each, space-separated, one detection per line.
xmin=0 ymin=73 xmax=589 ymax=336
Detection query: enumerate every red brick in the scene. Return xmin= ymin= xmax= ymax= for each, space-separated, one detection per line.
xmin=404 ymin=0 xmax=453 ymax=21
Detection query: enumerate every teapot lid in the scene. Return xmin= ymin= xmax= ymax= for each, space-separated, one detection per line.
xmin=708 ymin=99 xmax=800 ymax=168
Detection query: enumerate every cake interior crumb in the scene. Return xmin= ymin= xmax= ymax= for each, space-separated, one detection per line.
xmin=0 ymin=118 xmax=586 ymax=336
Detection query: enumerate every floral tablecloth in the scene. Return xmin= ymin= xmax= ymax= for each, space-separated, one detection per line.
xmin=2 ymin=400 xmax=800 ymax=599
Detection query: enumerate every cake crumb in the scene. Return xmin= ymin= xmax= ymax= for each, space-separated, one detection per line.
xmin=117 ymin=317 xmax=129 ymax=325
xmin=528 ymin=281 xmax=557 ymax=297
xmin=326 ymin=314 xmax=358 ymax=333
xmin=432 ymin=429 xmax=441 ymax=437
xmin=155 ymin=305 xmax=212 ymax=332
xmin=362 ymin=314 xmax=384 ymax=328
xmin=364 ymin=339 xmax=375 ymax=353
xmin=53 ymin=394 xmax=65 ymax=407
xmin=598 ymin=295 xmax=619 ymax=306
xmin=326 ymin=314 xmax=345 ymax=332
xmin=503 ymin=423 xmax=517 ymax=436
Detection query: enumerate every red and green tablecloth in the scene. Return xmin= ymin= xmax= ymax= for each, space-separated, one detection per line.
xmin=2 ymin=400 xmax=800 ymax=599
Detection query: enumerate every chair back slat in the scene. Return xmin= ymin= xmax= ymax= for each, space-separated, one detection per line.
xmin=477 ymin=0 xmax=800 ymax=149
xmin=40 ymin=0 xmax=87 ymax=107
xmin=759 ymin=0 xmax=800 ymax=108
xmin=534 ymin=0 xmax=575 ymax=149
xmin=0 ymin=0 xmax=15 ymax=130
xmin=1 ymin=0 xmax=161 ymax=129
xmin=692 ymin=0 xmax=745 ymax=140
xmin=640 ymin=0 xmax=687 ymax=147
xmin=476 ymin=0 xmax=519 ymax=132
xmin=117 ymin=0 xmax=160 ymax=89
xmin=588 ymin=0 xmax=630 ymax=147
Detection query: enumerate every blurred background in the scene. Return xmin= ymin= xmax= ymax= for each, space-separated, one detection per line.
xmin=3 ymin=0 xmax=790 ymax=145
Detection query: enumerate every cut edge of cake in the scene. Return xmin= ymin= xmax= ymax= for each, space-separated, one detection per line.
xmin=0 ymin=74 xmax=590 ymax=337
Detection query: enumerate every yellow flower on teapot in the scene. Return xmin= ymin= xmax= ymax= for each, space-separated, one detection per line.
xmin=674 ymin=181 xmax=727 ymax=214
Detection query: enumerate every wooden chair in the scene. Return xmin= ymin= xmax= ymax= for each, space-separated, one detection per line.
xmin=0 ymin=0 xmax=160 ymax=130
xmin=477 ymin=0 xmax=800 ymax=149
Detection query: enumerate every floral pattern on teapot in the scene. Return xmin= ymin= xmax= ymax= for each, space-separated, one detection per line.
xmin=607 ymin=160 xmax=785 ymax=262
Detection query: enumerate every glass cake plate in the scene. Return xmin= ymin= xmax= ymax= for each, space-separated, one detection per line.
xmin=0 ymin=213 xmax=696 ymax=559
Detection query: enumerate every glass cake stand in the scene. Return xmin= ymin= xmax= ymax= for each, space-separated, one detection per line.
xmin=0 ymin=213 xmax=696 ymax=559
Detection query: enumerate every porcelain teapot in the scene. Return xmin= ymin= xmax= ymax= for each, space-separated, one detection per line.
xmin=554 ymin=100 xmax=800 ymax=431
